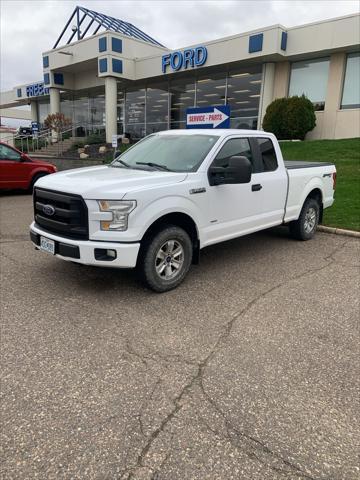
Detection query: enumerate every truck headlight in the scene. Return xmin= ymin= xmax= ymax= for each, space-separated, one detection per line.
xmin=98 ymin=200 xmax=136 ymax=231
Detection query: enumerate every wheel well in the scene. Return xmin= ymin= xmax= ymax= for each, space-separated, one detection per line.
xmin=141 ymin=213 xmax=200 ymax=264
xmin=306 ymin=188 xmax=323 ymax=222
xmin=30 ymin=171 xmax=48 ymax=185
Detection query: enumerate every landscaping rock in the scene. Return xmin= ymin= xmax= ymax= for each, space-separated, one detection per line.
xmin=80 ymin=152 xmax=89 ymax=159
xmin=99 ymin=145 xmax=107 ymax=154
xmin=77 ymin=147 xmax=85 ymax=154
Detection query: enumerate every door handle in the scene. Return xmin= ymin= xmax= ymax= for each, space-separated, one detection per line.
xmin=252 ymin=184 xmax=262 ymax=191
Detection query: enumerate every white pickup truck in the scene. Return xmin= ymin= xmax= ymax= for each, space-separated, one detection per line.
xmin=30 ymin=130 xmax=336 ymax=292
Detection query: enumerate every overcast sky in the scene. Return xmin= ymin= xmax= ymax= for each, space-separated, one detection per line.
xmin=0 ymin=0 xmax=359 ymax=91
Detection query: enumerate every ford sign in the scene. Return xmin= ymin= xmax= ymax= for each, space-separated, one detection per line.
xmin=162 ymin=46 xmax=208 ymax=73
xmin=43 ymin=204 xmax=56 ymax=216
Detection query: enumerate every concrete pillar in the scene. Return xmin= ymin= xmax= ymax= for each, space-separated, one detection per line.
xmin=259 ymin=63 xmax=275 ymax=128
xmin=273 ymin=61 xmax=291 ymax=99
xmin=49 ymin=88 xmax=60 ymax=115
xmin=49 ymin=88 xmax=61 ymax=141
xmin=30 ymin=101 xmax=38 ymax=123
xmin=105 ymin=76 xmax=117 ymax=144
xmin=322 ymin=52 xmax=346 ymax=139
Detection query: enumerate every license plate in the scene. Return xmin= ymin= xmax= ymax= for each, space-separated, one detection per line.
xmin=40 ymin=236 xmax=55 ymax=255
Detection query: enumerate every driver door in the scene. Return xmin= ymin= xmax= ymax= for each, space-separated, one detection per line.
xmin=203 ymin=137 xmax=263 ymax=246
xmin=0 ymin=144 xmax=27 ymax=189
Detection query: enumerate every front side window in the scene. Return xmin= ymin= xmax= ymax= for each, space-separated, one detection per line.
xmin=288 ymin=57 xmax=330 ymax=110
xmin=212 ymin=138 xmax=253 ymax=169
xmin=0 ymin=145 xmax=21 ymax=161
xmin=255 ymin=138 xmax=278 ymax=172
xmin=112 ymin=134 xmax=219 ymax=172
xmin=341 ymin=52 xmax=360 ymax=109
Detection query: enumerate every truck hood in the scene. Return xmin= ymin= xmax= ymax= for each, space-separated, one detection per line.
xmin=34 ymin=165 xmax=188 ymax=199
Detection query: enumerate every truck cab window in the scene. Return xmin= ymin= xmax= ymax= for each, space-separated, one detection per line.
xmin=212 ymin=138 xmax=254 ymax=170
xmin=256 ymin=138 xmax=277 ymax=171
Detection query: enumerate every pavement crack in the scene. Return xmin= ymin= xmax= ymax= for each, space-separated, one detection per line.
xmin=120 ymin=242 xmax=345 ymax=478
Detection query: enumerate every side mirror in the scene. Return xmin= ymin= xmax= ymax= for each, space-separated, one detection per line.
xmin=19 ymin=153 xmax=28 ymax=162
xmin=209 ymin=155 xmax=252 ymax=186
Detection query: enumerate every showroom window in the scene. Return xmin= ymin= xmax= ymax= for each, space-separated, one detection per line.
xmin=341 ymin=52 xmax=360 ymax=109
xmin=146 ymin=83 xmax=169 ymax=135
xmin=125 ymin=87 xmax=146 ymax=140
xmin=169 ymin=77 xmax=195 ymax=129
xmin=227 ymin=65 xmax=262 ymax=130
xmin=196 ymin=72 xmax=226 ymax=108
xmin=288 ymin=57 xmax=330 ymax=110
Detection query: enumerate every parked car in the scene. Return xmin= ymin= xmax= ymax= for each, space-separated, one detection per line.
xmin=0 ymin=142 xmax=57 ymax=191
xmin=30 ymin=129 xmax=336 ymax=292
xmin=17 ymin=126 xmax=32 ymax=136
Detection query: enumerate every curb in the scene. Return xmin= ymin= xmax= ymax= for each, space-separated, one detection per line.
xmin=318 ymin=225 xmax=360 ymax=238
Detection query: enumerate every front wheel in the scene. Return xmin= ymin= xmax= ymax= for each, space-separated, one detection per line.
xmin=289 ymin=198 xmax=320 ymax=240
xmin=137 ymin=225 xmax=193 ymax=292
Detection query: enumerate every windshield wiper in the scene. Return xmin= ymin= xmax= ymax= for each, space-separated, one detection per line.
xmin=136 ymin=162 xmax=172 ymax=172
xmin=113 ymin=159 xmax=131 ymax=168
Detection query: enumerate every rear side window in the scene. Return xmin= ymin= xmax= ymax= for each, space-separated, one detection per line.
xmin=212 ymin=138 xmax=254 ymax=170
xmin=256 ymin=138 xmax=278 ymax=171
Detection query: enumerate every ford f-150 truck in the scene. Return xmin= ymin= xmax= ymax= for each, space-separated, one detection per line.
xmin=30 ymin=130 xmax=336 ymax=292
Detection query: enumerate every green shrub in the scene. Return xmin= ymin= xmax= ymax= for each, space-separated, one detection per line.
xmin=86 ymin=133 xmax=106 ymax=145
xmin=263 ymin=95 xmax=316 ymax=140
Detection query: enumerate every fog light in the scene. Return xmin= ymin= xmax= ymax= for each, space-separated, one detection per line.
xmin=94 ymin=248 xmax=117 ymax=261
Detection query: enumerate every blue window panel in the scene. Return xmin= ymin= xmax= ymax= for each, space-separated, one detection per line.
xmin=281 ymin=32 xmax=287 ymax=51
xmin=99 ymin=58 xmax=108 ymax=73
xmin=17 ymin=88 xmax=22 ymax=97
xmin=54 ymin=73 xmax=64 ymax=85
xmin=111 ymin=37 xmax=122 ymax=53
xmin=43 ymin=73 xmax=50 ymax=85
xmin=43 ymin=56 xmax=49 ymax=68
xmin=249 ymin=33 xmax=263 ymax=53
xmin=99 ymin=37 xmax=107 ymax=52
xmin=112 ymin=58 xmax=123 ymax=74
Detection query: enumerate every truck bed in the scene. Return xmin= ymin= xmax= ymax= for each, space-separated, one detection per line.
xmin=284 ymin=160 xmax=334 ymax=169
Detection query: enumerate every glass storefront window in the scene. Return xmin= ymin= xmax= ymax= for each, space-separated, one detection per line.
xmin=341 ymin=52 xmax=360 ymax=109
xmin=146 ymin=83 xmax=169 ymax=134
xmin=125 ymin=87 xmax=145 ymax=140
xmin=117 ymin=89 xmax=124 ymax=134
xmin=227 ymin=65 xmax=262 ymax=129
xmin=60 ymin=92 xmax=74 ymax=123
xmin=288 ymin=57 xmax=330 ymax=110
xmin=169 ymin=78 xmax=195 ymax=127
xmin=196 ymin=72 xmax=226 ymax=107
xmin=38 ymin=101 xmax=50 ymax=124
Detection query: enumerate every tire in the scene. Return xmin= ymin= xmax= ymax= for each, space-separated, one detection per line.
xmin=137 ymin=225 xmax=193 ymax=292
xmin=29 ymin=173 xmax=48 ymax=193
xmin=289 ymin=197 xmax=320 ymax=240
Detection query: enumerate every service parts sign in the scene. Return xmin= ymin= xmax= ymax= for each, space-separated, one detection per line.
xmin=186 ymin=105 xmax=230 ymax=129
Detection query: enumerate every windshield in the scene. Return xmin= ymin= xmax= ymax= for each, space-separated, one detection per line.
xmin=111 ymin=133 xmax=219 ymax=172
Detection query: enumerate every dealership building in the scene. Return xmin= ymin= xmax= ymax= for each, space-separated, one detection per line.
xmin=1 ymin=6 xmax=359 ymax=142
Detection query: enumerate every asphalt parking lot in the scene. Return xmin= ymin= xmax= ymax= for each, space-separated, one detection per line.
xmin=1 ymin=193 xmax=359 ymax=480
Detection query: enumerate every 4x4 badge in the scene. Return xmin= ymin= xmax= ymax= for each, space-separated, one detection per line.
xmin=189 ymin=188 xmax=206 ymax=195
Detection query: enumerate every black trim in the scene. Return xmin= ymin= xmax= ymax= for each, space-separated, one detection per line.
xmin=30 ymin=230 xmax=80 ymax=259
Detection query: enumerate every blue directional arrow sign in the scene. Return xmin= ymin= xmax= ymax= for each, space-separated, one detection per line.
xmin=186 ymin=105 xmax=230 ymax=129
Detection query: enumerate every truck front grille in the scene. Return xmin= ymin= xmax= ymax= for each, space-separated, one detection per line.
xmin=34 ymin=188 xmax=88 ymax=240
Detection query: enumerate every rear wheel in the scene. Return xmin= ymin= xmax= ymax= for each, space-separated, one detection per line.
xmin=289 ymin=197 xmax=320 ymax=240
xmin=29 ymin=173 xmax=48 ymax=193
xmin=137 ymin=225 xmax=193 ymax=292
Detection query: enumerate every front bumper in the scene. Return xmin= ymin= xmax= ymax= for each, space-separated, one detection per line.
xmin=30 ymin=222 xmax=140 ymax=268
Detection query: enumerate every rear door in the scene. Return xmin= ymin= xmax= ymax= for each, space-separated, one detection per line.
xmin=248 ymin=136 xmax=288 ymax=226
xmin=0 ymin=144 xmax=28 ymax=188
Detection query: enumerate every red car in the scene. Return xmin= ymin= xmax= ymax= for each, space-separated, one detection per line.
xmin=0 ymin=142 xmax=57 ymax=191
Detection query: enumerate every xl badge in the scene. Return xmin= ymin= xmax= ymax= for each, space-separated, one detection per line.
xmin=43 ymin=204 xmax=55 ymax=216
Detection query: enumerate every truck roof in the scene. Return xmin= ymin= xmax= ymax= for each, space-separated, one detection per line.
xmin=157 ymin=129 xmax=273 ymax=137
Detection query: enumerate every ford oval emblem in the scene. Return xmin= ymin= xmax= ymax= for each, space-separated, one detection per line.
xmin=43 ymin=204 xmax=55 ymax=216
